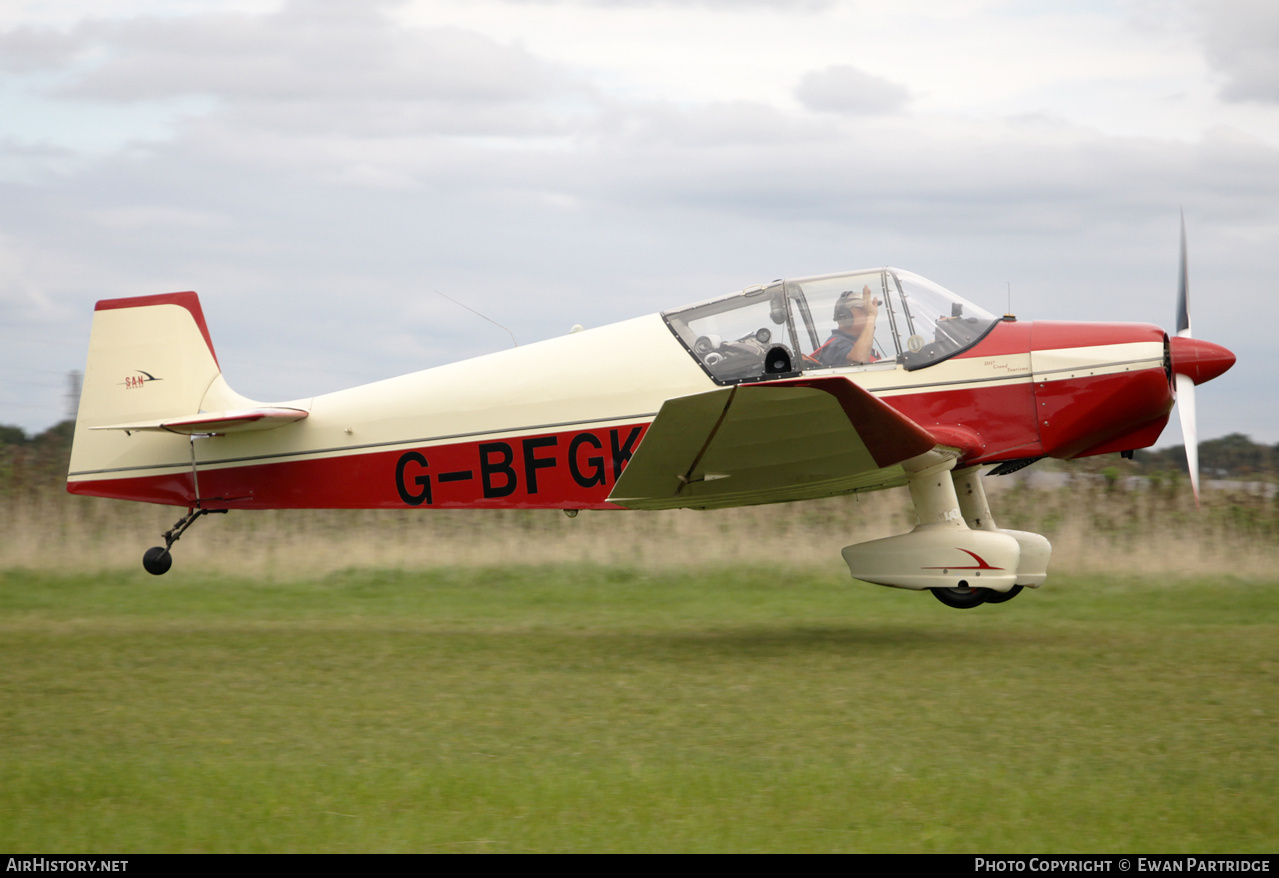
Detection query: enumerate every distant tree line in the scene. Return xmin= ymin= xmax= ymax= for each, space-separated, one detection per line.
xmin=0 ymin=420 xmax=75 ymax=495
xmin=0 ymin=420 xmax=76 ymax=449
xmin=1131 ymin=433 xmax=1279 ymax=480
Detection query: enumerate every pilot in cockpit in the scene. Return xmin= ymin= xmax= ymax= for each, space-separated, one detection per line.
xmin=813 ymin=286 xmax=881 ymax=367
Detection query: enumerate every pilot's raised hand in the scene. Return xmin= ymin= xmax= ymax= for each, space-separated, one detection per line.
xmin=861 ymin=285 xmax=880 ymax=322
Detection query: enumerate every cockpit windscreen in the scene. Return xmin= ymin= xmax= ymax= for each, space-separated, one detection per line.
xmin=662 ymin=268 xmax=999 ymax=383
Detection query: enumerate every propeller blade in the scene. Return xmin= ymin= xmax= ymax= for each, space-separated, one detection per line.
xmin=1176 ymin=361 xmax=1200 ymax=506
xmin=1176 ymin=211 xmax=1191 ymax=338
xmin=1174 ymin=212 xmax=1199 ymax=505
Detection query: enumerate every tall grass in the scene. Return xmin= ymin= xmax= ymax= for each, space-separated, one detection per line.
xmin=3 ymin=471 xmax=1276 ymax=579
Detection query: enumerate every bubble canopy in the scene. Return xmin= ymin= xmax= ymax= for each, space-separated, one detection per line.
xmin=662 ymin=268 xmax=1000 ymax=384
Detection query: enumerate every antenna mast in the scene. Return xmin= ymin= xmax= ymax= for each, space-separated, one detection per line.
xmin=435 ymin=290 xmax=519 ymax=348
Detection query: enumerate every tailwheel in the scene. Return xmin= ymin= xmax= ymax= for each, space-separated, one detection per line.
xmin=141 ymin=506 xmax=227 ymax=576
xmin=142 ymin=547 xmax=173 ymax=576
xmin=982 ymin=584 xmax=1024 ymax=604
xmin=930 ymin=584 xmax=987 ymax=609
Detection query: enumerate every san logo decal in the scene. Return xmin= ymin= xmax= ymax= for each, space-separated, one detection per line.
xmin=120 ymin=370 xmax=161 ymax=390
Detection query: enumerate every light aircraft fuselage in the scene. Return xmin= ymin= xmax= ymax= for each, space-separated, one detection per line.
xmin=65 ymin=264 xmax=1234 ymax=601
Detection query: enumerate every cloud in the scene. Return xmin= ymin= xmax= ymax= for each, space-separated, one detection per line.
xmin=496 ymin=0 xmax=832 ymax=8
xmin=0 ymin=138 xmax=76 ymax=158
xmin=50 ymin=8 xmax=571 ymax=107
xmin=0 ymin=24 xmax=87 ymax=73
xmin=794 ymin=64 xmax=910 ymax=115
xmin=1197 ymin=0 xmax=1279 ymax=102
xmin=0 ymin=0 xmax=595 ymax=176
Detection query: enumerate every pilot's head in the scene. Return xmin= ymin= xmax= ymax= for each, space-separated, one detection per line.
xmin=834 ymin=290 xmax=870 ymax=333
xmin=834 ymin=291 xmax=862 ymax=321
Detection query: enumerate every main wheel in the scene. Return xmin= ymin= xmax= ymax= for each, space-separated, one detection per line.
xmin=142 ymin=547 xmax=172 ymax=576
xmin=982 ymin=584 xmax=1024 ymax=604
xmin=930 ymin=585 xmax=986 ymax=609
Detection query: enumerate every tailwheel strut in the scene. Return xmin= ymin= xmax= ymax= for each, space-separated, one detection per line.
xmin=142 ymin=433 xmax=227 ymax=576
xmin=143 ymin=506 xmax=227 ymax=575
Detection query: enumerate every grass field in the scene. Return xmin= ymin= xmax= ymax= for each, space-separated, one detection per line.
xmin=1 ymin=563 xmax=1276 ymax=853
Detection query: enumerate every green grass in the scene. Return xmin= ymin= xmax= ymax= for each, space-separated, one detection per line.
xmin=1 ymin=566 xmax=1276 ymax=852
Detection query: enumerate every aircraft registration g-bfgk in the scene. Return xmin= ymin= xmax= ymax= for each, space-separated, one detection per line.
xmin=67 ymin=228 xmax=1234 ymax=608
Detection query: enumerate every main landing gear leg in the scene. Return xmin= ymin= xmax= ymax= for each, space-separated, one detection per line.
xmin=950 ymin=465 xmax=1051 ymax=603
xmin=907 ymin=461 xmax=1000 ymax=610
xmin=143 ymin=507 xmax=228 ymax=575
xmin=841 ymin=457 xmax=1022 ymax=607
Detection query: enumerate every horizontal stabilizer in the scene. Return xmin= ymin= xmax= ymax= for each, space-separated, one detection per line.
xmin=92 ymin=407 xmax=309 ymax=435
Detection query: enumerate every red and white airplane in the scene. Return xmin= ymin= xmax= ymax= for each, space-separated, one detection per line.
xmin=66 ymin=227 xmax=1234 ymax=607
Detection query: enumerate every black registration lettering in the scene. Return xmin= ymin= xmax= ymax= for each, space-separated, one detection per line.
xmin=521 ymin=436 xmax=558 ymax=494
xmin=395 ymin=452 xmax=432 ymax=506
xmin=568 ymin=433 xmax=607 ymax=488
xmin=479 ymin=442 xmax=517 ymax=498
xmin=610 ymin=426 xmax=642 ymax=481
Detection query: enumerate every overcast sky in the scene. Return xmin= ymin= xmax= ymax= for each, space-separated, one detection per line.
xmin=2 ymin=0 xmax=1276 ymax=447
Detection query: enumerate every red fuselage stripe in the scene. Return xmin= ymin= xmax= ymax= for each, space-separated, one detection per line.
xmin=69 ymin=423 xmax=652 ymax=511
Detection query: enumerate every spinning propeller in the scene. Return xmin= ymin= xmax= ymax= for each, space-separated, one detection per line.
xmin=1167 ymin=213 xmax=1236 ymax=504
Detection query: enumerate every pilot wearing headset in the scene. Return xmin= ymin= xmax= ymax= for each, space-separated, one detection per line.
xmin=813 ymin=286 xmax=881 ymax=367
